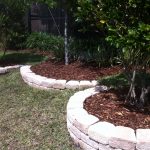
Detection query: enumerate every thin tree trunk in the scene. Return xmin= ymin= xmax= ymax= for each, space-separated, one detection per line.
xmin=2 ymin=36 xmax=7 ymax=58
xmin=64 ymin=10 xmax=69 ymax=65
xmin=2 ymin=47 xmax=6 ymax=57
xmin=139 ymin=69 xmax=150 ymax=107
xmin=126 ymin=70 xmax=137 ymax=105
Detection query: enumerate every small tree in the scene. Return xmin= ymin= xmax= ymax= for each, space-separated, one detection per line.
xmin=75 ymin=0 xmax=150 ymax=108
xmin=102 ymin=0 xmax=150 ymax=107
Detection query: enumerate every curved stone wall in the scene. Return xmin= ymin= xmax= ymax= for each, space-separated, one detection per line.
xmin=0 ymin=67 xmax=8 ymax=74
xmin=0 ymin=65 xmax=22 ymax=74
xmin=67 ymin=87 xmax=150 ymax=150
xmin=20 ymin=66 xmax=98 ymax=90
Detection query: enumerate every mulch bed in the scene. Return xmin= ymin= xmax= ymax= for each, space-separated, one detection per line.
xmin=1 ymin=50 xmax=149 ymax=129
xmin=31 ymin=60 xmax=122 ymax=80
xmin=31 ymin=59 xmax=150 ymax=129
xmin=84 ymin=88 xmax=150 ymax=129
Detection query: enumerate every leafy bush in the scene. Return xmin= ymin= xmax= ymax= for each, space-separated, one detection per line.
xmin=26 ymin=32 xmax=64 ymax=59
xmin=0 ymin=1 xmax=30 ymax=50
xmin=69 ymin=37 xmax=117 ymax=67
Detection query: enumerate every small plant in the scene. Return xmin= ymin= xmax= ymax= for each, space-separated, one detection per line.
xmin=69 ymin=37 xmax=117 ymax=67
xmin=26 ymin=32 xmax=64 ymax=59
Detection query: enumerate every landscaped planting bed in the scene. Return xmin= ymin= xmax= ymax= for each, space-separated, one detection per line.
xmin=20 ymin=65 xmax=98 ymax=90
xmin=67 ymin=87 xmax=150 ymax=150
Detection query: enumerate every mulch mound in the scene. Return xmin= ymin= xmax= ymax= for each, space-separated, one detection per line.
xmin=31 ymin=60 xmax=122 ymax=80
xmin=84 ymin=88 xmax=150 ymax=129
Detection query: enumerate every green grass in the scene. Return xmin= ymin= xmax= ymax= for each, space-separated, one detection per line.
xmin=98 ymin=73 xmax=129 ymax=89
xmin=0 ymin=70 xmax=79 ymax=150
xmin=99 ymin=72 xmax=150 ymax=89
xmin=0 ymin=50 xmax=48 ymax=65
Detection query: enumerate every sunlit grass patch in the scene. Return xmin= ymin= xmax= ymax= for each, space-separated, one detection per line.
xmin=0 ymin=70 xmax=79 ymax=150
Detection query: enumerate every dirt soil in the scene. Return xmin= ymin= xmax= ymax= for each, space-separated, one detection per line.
xmin=31 ymin=60 xmax=122 ymax=80
xmin=84 ymin=88 xmax=150 ymax=129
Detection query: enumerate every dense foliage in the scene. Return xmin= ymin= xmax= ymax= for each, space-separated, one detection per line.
xmin=0 ymin=0 xmax=56 ymax=50
xmin=102 ymin=0 xmax=150 ymax=107
xmin=74 ymin=0 xmax=105 ymax=34
xmin=69 ymin=37 xmax=116 ymax=66
xmin=75 ymin=0 xmax=150 ymax=107
xmin=26 ymin=32 xmax=64 ymax=59
xmin=0 ymin=0 xmax=150 ymax=108
xmin=0 ymin=0 xmax=28 ymax=50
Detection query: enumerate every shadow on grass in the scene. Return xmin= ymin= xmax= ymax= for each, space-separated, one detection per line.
xmin=98 ymin=73 xmax=129 ymax=88
xmin=99 ymin=72 xmax=150 ymax=90
xmin=0 ymin=52 xmax=48 ymax=66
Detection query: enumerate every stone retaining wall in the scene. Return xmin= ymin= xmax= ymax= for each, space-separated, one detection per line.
xmin=0 ymin=65 xmax=22 ymax=74
xmin=67 ymin=87 xmax=150 ymax=150
xmin=20 ymin=66 xmax=98 ymax=90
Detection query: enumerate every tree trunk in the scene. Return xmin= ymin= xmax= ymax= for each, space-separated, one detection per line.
xmin=126 ymin=69 xmax=150 ymax=108
xmin=2 ymin=47 xmax=7 ymax=57
xmin=64 ymin=10 xmax=69 ymax=65
xmin=2 ymin=35 xmax=7 ymax=58
xmin=139 ymin=77 xmax=150 ymax=107
xmin=126 ymin=70 xmax=137 ymax=105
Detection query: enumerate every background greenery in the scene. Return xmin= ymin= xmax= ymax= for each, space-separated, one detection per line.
xmin=26 ymin=32 xmax=64 ymax=60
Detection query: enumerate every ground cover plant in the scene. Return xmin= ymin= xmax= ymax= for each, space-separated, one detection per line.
xmin=0 ymin=70 xmax=79 ymax=150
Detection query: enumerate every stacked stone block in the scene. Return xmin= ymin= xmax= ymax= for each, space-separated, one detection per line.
xmin=20 ymin=66 xmax=98 ymax=90
xmin=67 ymin=87 xmax=150 ymax=150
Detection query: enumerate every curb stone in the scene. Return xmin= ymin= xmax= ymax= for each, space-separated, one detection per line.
xmin=0 ymin=65 xmax=22 ymax=74
xmin=66 ymin=87 xmax=150 ymax=150
xmin=20 ymin=65 xmax=99 ymax=90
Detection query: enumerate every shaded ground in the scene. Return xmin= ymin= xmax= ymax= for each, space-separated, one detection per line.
xmin=0 ymin=50 xmax=48 ymax=66
xmin=84 ymin=88 xmax=150 ymax=129
xmin=31 ymin=59 xmax=122 ymax=80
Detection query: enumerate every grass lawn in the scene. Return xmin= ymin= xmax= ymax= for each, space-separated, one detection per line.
xmin=0 ymin=50 xmax=48 ymax=65
xmin=0 ymin=70 xmax=79 ymax=149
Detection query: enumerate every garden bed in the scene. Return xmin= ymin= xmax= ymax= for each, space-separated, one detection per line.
xmin=84 ymin=88 xmax=150 ymax=129
xmin=21 ymin=59 xmax=122 ymax=90
xmin=67 ymin=87 xmax=150 ymax=150
xmin=31 ymin=60 xmax=122 ymax=80
xmin=20 ymin=66 xmax=98 ymax=90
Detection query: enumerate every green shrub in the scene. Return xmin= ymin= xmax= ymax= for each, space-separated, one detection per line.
xmin=69 ymin=37 xmax=117 ymax=67
xmin=0 ymin=1 xmax=30 ymax=50
xmin=26 ymin=32 xmax=64 ymax=59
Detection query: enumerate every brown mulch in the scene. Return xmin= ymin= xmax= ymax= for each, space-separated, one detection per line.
xmin=31 ymin=57 xmax=149 ymax=129
xmin=1 ymin=50 xmax=149 ymax=129
xmin=84 ymin=88 xmax=150 ymax=129
xmin=31 ymin=60 xmax=122 ymax=80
